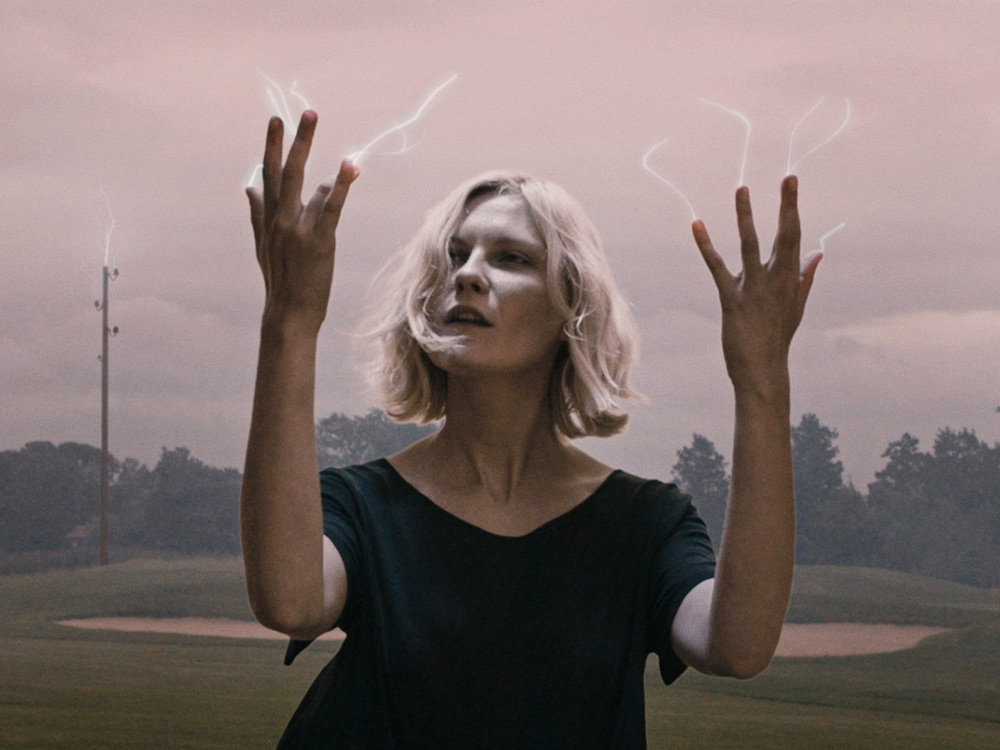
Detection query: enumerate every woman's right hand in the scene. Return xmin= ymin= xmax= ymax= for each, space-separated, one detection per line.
xmin=245 ymin=111 xmax=360 ymax=333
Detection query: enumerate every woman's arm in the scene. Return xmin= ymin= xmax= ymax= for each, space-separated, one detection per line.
xmin=671 ymin=176 xmax=822 ymax=678
xmin=240 ymin=111 xmax=358 ymax=639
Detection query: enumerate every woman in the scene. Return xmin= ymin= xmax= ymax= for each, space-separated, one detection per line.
xmin=241 ymin=110 xmax=821 ymax=748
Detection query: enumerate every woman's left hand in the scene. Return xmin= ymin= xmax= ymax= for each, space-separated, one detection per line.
xmin=691 ymin=176 xmax=822 ymax=396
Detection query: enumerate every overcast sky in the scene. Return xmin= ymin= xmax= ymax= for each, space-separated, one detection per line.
xmin=3 ymin=0 xmax=998 ymax=485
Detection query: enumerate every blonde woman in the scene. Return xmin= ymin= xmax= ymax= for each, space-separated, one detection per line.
xmin=241 ymin=111 xmax=821 ymax=748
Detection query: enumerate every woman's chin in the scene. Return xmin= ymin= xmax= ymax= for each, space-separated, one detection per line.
xmin=426 ymin=341 xmax=472 ymax=373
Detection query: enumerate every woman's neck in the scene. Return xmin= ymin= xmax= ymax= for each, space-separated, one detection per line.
xmin=431 ymin=372 xmax=564 ymax=503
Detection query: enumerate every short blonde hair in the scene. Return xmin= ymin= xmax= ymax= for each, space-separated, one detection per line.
xmin=365 ymin=170 xmax=641 ymax=438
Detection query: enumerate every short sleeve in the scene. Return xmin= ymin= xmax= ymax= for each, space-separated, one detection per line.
xmin=284 ymin=467 xmax=365 ymax=666
xmin=647 ymin=492 xmax=716 ymax=684
xmin=319 ymin=467 xmax=364 ymax=632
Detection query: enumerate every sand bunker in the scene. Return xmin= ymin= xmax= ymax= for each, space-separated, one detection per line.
xmin=775 ymin=623 xmax=949 ymax=657
xmin=59 ymin=618 xmax=948 ymax=657
xmin=59 ymin=617 xmax=345 ymax=642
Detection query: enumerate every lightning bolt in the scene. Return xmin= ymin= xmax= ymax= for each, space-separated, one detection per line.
xmin=816 ymin=222 xmax=846 ymax=254
xmin=347 ymin=73 xmax=458 ymax=166
xmin=246 ymin=76 xmax=314 ymax=188
xmin=262 ymin=75 xmax=311 ymax=132
xmin=787 ymin=97 xmax=852 ymax=175
xmin=100 ymin=187 xmax=116 ymax=268
xmin=247 ymin=73 xmax=458 ymax=187
xmin=641 ymin=139 xmax=698 ymax=221
xmin=701 ymin=98 xmax=752 ymax=188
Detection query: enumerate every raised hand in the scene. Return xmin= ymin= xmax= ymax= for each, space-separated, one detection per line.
xmin=691 ymin=176 xmax=821 ymax=396
xmin=246 ymin=111 xmax=360 ymax=333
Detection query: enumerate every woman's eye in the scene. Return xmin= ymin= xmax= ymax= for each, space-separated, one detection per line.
xmin=501 ymin=251 xmax=530 ymax=265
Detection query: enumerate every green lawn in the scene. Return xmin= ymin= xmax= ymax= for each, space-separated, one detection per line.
xmin=1 ymin=560 xmax=997 ymax=748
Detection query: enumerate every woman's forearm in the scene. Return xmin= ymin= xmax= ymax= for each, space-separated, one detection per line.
xmin=708 ymin=373 xmax=794 ymax=677
xmin=240 ymin=314 xmax=326 ymax=634
xmin=239 ymin=111 xmax=357 ymax=636
xmin=684 ymin=177 xmax=819 ymax=678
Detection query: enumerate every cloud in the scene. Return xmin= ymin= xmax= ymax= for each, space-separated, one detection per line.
xmin=826 ymin=309 xmax=1000 ymax=352
xmin=3 ymin=0 xmax=999 ymax=486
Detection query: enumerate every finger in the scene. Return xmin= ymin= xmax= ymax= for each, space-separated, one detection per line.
xmin=302 ymin=180 xmax=334 ymax=229
xmin=246 ymin=186 xmax=264 ymax=246
xmin=315 ymin=160 xmax=361 ymax=247
xmin=262 ymin=117 xmax=283 ymax=226
xmin=735 ymin=186 xmax=761 ymax=279
xmin=691 ymin=219 xmax=734 ymax=297
xmin=798 ymin=251 xmax=822 ymax=307
xmin=772 ymin=175 xmax=802 ymax=271
xmin=277 ymin=110 xmax=318 ymax=223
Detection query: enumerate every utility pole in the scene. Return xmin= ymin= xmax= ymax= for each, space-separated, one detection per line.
xmin=96 ymin=264 xmax=118 ymax=565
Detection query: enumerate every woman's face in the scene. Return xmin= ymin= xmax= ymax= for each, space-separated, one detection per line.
xmin=429 ymin=191 xmax=565 ymax=380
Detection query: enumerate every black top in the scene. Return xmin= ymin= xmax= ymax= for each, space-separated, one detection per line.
xmin=277 ymin=459 xmax=716 ymax=750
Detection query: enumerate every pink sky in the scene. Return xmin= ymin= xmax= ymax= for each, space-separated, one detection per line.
xmin=2 ymin=0 xmax=998 ymax=484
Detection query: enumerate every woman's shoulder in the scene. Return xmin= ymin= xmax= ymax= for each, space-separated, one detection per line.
xmin=320 ymin=457 xmax=397 ymax=480
xmin=319 ymin=458 xmax=407 ymax=506
xmin=597 ymin=467 xmax=694 ymax=525
xmin=604 ymin=467 xmax=687 ymax=497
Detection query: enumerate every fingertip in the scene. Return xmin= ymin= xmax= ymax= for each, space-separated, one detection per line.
xmin=302 ymin=109 xmax=318 ymax=124
xmin=340 ymin=159 xmax=360 ymax=182
xmin=801 ymin=251 xmax=823 ymax=276
xmin=735 ymin=186 xmax=752 ymax=213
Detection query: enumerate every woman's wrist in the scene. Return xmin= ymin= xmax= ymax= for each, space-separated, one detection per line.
xmin=731 ymin=368 xmax=791 ymax=413
xmin=260 ymin=306 xmax=324 ymax=343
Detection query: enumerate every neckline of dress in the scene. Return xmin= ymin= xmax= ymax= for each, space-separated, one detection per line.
xmin=376 ymin=458 xmax=623 ymax=541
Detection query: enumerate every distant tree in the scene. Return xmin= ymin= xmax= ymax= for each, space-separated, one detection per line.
xmin=0 ymin=441 xmax=110 ymax=553
xmin=316 ymin=409 xmax=436 ymax=468
xmin=792 ymin=414 xmax=872 ymax=565
xmin=867 ymin=434 xmax=933 ymax=573
xmin=792 ymin=414 xmax=844 ymax=499
xmin=869 ymin=429 xmax=1000 ymax=587
xmin=110 ymin=457 xmax=154 ymax=548
xmin=144 ymin=447 xmax=242 ymax=554
xmin=671 ymin=434 xmax=729 ymax=546
xmin=921 ymin=429 xmax=999 ymax=586
xmin=870 ymin=433 xmax=930 ymax=496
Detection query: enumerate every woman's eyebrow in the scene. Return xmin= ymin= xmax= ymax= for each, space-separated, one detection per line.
xmin=460 ymin=230 xmax=544 ymax=250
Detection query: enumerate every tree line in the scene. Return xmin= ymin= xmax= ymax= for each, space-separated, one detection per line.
xmin=0 ymin=411 xmax=432 ymax=569
xmin=2 ymin=410 xmax=996 ymax=587
xmin=672 ymin=414 xmax=1000 ymax=588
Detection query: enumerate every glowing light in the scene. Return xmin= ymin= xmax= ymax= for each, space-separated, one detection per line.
xmin=262 ymin=75 xmax=311 ymax=132
xmin=787 ymin=97 xmax=852 ymax=175
xmin=100 ymin=188 xmax=116 ymax=268
xmin=701 ymin=98 xmax=752 ymax=188
xmin=642 ymin=97 xmax=849 ymax=245
xmin=347 ymin=73 xmax=458 ymax=166
xmin=641 ymin=139 xmax=698 ymax=221
xmin=245 ymin=163 xmax=263 ymax=190
xmin=245 ymin=76 xmax=314 ymax=189
xmin=816 ymin=222 xmax=846 ymax=253
xmin=247 ymin=73 xmax=457 ymax=186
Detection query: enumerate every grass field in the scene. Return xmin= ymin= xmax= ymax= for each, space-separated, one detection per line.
xmin=1 ymin=560 xmax=997 ymax=748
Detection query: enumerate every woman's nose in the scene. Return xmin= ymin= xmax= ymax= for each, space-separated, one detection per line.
xmin=454 ymin=251 xmax=489 ymax=294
